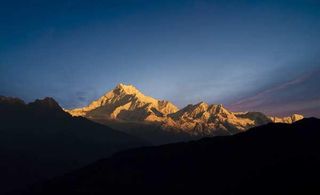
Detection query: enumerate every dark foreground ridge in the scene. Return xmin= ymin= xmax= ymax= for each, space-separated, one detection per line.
xmin=0 ymin=96 xmax=147 ymax=194
xmin=25 ymin=118 xmax=320 ymax=195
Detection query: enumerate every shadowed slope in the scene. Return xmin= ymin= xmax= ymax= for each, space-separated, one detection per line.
xmin=0 ymin=96 xmax=147 ymax=194
xmin=26 ymin=118 xmax=320 ymax=195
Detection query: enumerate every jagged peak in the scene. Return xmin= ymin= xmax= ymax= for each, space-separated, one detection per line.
xmin=196 ymin=101 xmax=209 ymax=108
xmin=182 ymin=102 xmax=207 ymax=112
xmin=67 ymin=84 xmax=179 ymax=118
xmin=207 ymin=104 xmax=228 ymax=113
xmin=170 ymin=102 xmax=209 ymax=118
xmin=114 ymin=83 xmax=140 ymax=95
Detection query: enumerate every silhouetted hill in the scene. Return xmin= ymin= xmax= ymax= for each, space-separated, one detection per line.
xmin=25 ymin=118 xmax=320 ymax=195
xmin=0 ymin=96 xmax=148 ymax=194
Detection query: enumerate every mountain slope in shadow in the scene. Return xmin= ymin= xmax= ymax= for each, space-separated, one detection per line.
xmin=95 ymin=119 xmax=201 ymax=145
xmin=26 ymin=118 xmax=320 ymax=195
xmin=0 ymin=96 xmax=148 ymax=194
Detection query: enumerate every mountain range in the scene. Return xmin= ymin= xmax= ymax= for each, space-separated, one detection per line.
xmin=66 ymin=83 xmax=304 ymax=137
xmin=0 ymin=86 xmax=313 ymax=194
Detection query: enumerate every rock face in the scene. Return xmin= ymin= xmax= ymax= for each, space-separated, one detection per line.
xmin=66 ymin=84 xmax=304 ymax=136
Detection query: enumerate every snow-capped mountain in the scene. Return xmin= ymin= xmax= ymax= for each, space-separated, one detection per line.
xmin=165 ymin=102 xmax=272 ymax=135
xmin=269 ymin=114 xmax=304 ymax=123
xmin=66 ymin=83 xmax=303 ymax=136
xmin=66 ymin=83 xmax=178 ymax=122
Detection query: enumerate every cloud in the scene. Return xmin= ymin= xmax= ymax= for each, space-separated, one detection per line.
xmin=254 ymin=98 xmax=320 ymax=117
xmin=231 ymin=73 xmax=307 ymax=106
xmin=228 ymin=68 xmax=320 ymax=117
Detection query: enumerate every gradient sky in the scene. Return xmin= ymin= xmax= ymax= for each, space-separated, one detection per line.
xmin=1 ymin=0 xmax=320 ymax=117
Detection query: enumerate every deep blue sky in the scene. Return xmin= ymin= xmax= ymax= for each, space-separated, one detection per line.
xmin=1 ymin=0 xmax=319 ymax=117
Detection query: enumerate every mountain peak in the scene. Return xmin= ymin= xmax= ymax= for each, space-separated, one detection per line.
xmin=29 ymin=97 xmax=62 ymax=110
xmin=116 ymin=83 xmax=133 ymax=88
xmin=0 ymin=96 xmax=25 ymax=106
xmin=26 ymin=97 xmax=68 ymax=118
xmin=196 ymin=101 xmax=209 ymax=108
xmin=114 ymin=83 xmax=140 ymax=95
xmin=66 ymin=84 xmax=178 ymax=120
